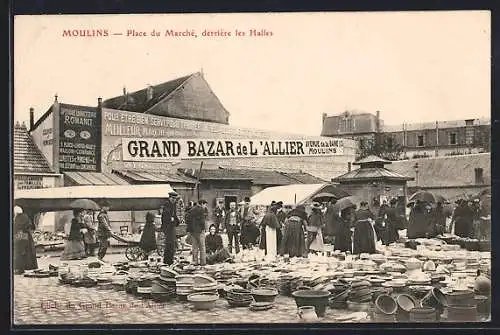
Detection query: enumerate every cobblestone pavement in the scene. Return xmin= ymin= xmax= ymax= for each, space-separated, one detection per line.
xmin=13 ymin=253 xmax=361 ymax=325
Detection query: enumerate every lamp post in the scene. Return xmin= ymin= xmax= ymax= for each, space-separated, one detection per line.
xmin=413 ymin=162 xmax=419 ymax=187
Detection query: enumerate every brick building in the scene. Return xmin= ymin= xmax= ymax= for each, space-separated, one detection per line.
xmin=321 ymin=110 xmax=490 ymax=159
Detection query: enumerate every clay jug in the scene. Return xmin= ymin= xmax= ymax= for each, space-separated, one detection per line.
xmin=297 ymin=306 xmax=318 ymax=322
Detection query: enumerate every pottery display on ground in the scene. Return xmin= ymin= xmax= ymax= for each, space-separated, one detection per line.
xmin=292 ymin=290 xmax=331 ymax=317
xmin=409 ymin=307 xmax=437 ymax=322
xmin=187 ymin=293 xmax=219 ymax=310
xmin=251 ymin=288 xmax=279 ymax=303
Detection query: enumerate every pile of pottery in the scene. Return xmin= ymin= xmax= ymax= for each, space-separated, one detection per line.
xmin=150 ymin=266 xmax=177 ymax=302
xmin=176 ymin=274 xmax=195 ymax=301
xmin=347 ymin=280 xmax=372 ymax=312
xmin=327 ymin=281 xmax=350 ymax=309
xmin=136 ymin=275 xmax=155 ymax=299
xmin=192 ymin=274 xmax=218 ymax=295
xmin=226 ymin=288 xmax=253 ymax=308
xmin=111 ymin=271 xmax=129 ymax=291
xmin=372 ymin=294 xmax=398 ymax=322
xmin=249 ymin=288 xmax=278 ymax=311
xmin=420 ymin=287 xmax=448 ymax=320
xmin=187 ymin=292 xmax=219 ymax=310
xmin=291 ymin=289 xmax=331 ymax=317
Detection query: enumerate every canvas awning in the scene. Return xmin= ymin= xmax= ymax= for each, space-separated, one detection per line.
xmin=250 ymin=183 xmax=327 ymax=206
xmin=64 ymin=171 xmax=129 ymax=185
xmin=14 ymin=184 xmax=175 ymax=212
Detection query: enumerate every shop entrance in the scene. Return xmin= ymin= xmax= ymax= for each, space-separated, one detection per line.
xmin=224 ymin=195 xmax=238 ymax=210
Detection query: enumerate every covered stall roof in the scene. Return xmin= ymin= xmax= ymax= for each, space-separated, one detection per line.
xmin=250 ymin=183 xmax=349 ymax=206
xmin=14 ymin=184 xmax=175 ymax=212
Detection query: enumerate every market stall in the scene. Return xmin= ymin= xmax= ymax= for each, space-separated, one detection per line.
xmin=14 ymin=184 xmax=176 ymax=212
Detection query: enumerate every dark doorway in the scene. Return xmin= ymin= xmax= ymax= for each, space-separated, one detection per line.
xmin=224 ymin=195 xmax=238 ymax=210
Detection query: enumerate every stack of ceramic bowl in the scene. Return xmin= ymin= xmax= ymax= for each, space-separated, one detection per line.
xmin=187 ymin=292 xmax=219 ymax=310
xmin=111 ymin=271 xmax=129 ymax=291
xmin=226 ymin=288 xmax=253 ymax=308
xmin=328 ymin=282 xmax=350 ymax=309
xmin=192 ymin=274 xmax=218 ymax=295
xmin=251 ymin=288 xmax=278 ymax=303
xmin=136 ymin=276 xmax=155 ymax=299
xmin=151 ymin=279 xmax=176 ymax=302
xmin=96 ymin=275 xmax=114 ymax=291
xmin=372 ymin=294 xmax=398 ymax=322
xmin=382 ymin=278 xmax=407 ymax=293
xmin=176 ymin=274 xmax=195 ymax=301
xmin=347 ymin=280 xmax=372 ymax=311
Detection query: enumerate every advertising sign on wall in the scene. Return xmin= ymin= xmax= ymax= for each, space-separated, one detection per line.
xmin=59 ymin=106 xmax=101 ymax=172
xmin=121 ymin=138 xmax=344 ymax=161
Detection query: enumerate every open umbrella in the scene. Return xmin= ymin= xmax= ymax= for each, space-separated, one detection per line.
xmin=409 ymin=191 xmax=446 ymax=204
xmin=332 ymin=196 xmax=359 ymax=212
xmin=70 ymin=199 xmax=100 ymax=211
xmin=312 ymin=192 xmax=338 ymax=202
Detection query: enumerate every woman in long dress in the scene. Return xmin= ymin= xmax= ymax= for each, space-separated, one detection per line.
xmin=61 ymin=209 xmax=87 ymax=260
xmin=334 ymin=207 xmax=355 ymax=253
xmin=307 ymin=203 xmax=325 ymax=254
xmin=352 ymin=202 xmax=377 ymax=254
xmin=13 ymin=207 xmax=38 ymax=274
xmin=280 ymin=205 xmax=307 ymax=258
xmin=259 ymin=204 xmax=279 ymax=261
xmin=139 ymin=212 xmax=157 ymax=260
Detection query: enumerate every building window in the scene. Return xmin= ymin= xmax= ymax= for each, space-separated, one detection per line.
xmin=340 ymin=117 xmax=354 ymax=133
xmin=475 ymin=168 xmax=484 ymax=184
xmin=387 ymin=137 xmax=394 ymax=150
xmin=417 ymin=134 xmax=425 ymax=147
xmin=449 ymin=133 xmax=457 ymax=145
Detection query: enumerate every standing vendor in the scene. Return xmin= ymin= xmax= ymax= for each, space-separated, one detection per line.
xmin=97 ymin=200 xmax=112 ymax=261
xmin=161 ymin=192 xmax=180 ymax=265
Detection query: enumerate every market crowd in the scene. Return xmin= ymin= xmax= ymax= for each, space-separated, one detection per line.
xmin=12 ymin=191 xmax=491 ymax=274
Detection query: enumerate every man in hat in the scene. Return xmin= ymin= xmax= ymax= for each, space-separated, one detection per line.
xmin=161 ymin=193 xmax=180 ymax=265
xmin=188 ymin=199 xmax=208 ymax=266
xmin=213 ymin=200 xmax=226 ymax=233
xmin=97 ymin=200 xmax=112 ymax=261
xmin=225 ymin=202 xmax=241 ymax=254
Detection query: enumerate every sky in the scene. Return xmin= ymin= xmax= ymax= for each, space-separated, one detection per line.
xmin=14 ymin=11 xmax=490 ymax=136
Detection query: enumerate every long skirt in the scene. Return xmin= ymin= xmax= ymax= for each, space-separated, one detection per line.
xmin=309 ymin=228 xmax=325 ymax=252
xmin=280 ymin=221 xmax=306 ymax=257
xmin=334 ymin=224 xmax=352 ymax=253
xmin=352 ymin=220 xmax=377 ymax=254
xmin=265 ymin=226 xmax=277 ymax=261
xmin=14 ymin=231 xmax=38 ymax=271
xmin=61 ymin=240 xmax=86 ymax=260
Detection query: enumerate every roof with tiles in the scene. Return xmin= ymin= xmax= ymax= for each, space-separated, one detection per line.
xmin=389 ymin=153 xmax=491 ymax=188
xmin=102 ymin=74 xmax=193 ymax=112
xmin=13 ymin=122 xmax=54 ymax=174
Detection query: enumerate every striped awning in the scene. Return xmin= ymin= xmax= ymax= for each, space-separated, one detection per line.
xmin=64 ymin=171 xmax=129 ymax=186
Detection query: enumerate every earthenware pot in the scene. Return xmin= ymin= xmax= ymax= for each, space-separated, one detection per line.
xmin=292 ymin=290 xmax=331 ymax=317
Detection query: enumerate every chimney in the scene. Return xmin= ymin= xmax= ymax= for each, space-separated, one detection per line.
xmin=29 ymin=107 xmax=35 ymax=131
xmin=375 ymin=110 xmax=381 ymax=133
xmin=123 ymin=86 xmax=127 ymax=96
xmin=97 ymin=97 xmax=102 ymax=107
xmin=348 ymin=162 xmax=352 ymax=172
xmin=54 ymin=94 xmax=58 ymax=102
xmin=322 ymin=113 xmax=327 ymax=122
xmin=146 ymin=85 xmax=153 ymax=101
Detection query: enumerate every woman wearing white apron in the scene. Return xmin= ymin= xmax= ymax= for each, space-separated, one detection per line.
xmin=259 ymin=202 xmax=280 ymax=261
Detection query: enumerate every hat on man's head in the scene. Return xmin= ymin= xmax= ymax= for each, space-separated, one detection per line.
xmin=271 ymin=200 xmax=277 ymax=206
xmin=390 ymin=198 xmax=398 ymax=205
xmin=244 ymin=197 xmax=251 ymax=203
xmin=199 ymin=199 xmax=207 ymax=205
xmin=168 ymin=191 xmax=179 ymax=197
xmin=312 ymin=202 xmax=322 ymax=209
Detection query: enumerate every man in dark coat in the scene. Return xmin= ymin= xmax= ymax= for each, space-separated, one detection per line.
xmin=97 ymin=200 xmax=112 ymax=261
xmin=380 ymin=198 xmax=402 ymax=245
xmin=453 ymin=199 xmax=474 ymax=238
xmin=407 ymin=200 xmax=429 ymax=239
xmin=275 ymin=201 xmax=285 ymax=250
xmin=334 ymin=206 xmax=355 ymax=253
xmin=225 ymin=202 xmax=241 ymax=254
xmin=161 ymin=192 xmax=180 ymax=265
xmin=213 ymin=201 xmax=226 ymax=233
xmin=188 ymin=199 xmax=207 ymax=266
